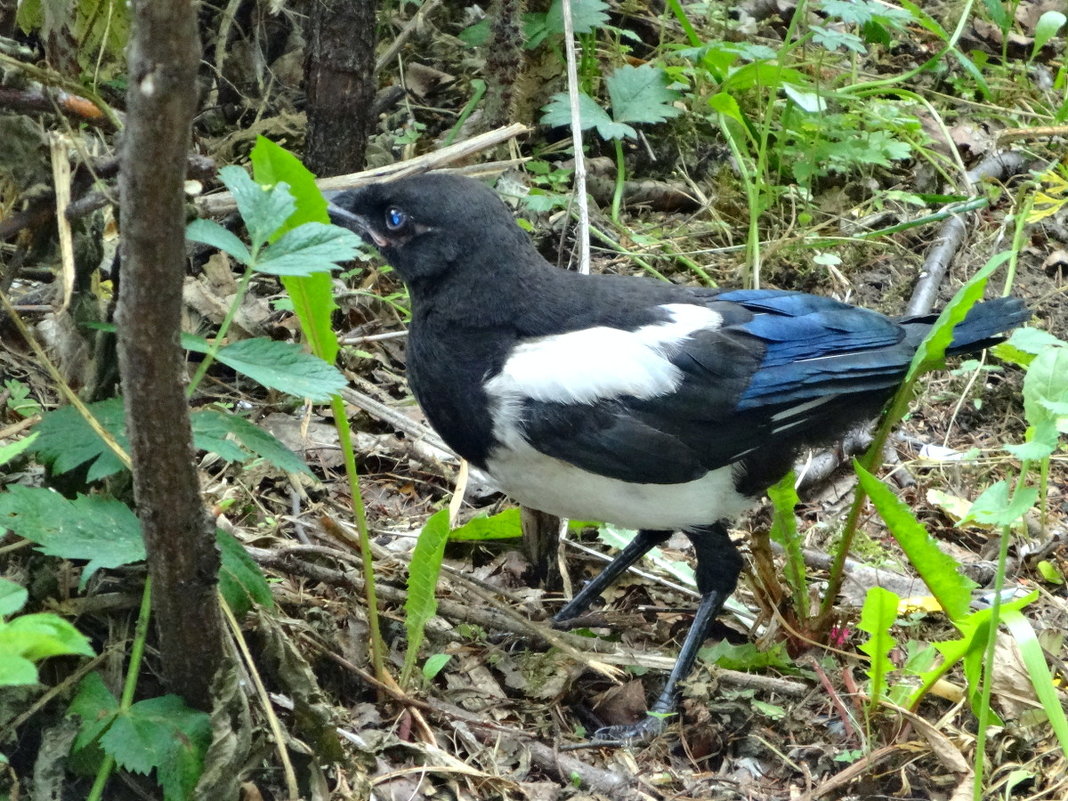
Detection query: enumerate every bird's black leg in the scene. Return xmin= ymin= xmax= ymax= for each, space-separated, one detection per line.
xmin=590 ymin=521 xmax=742 ymax=744
xmin=552 ymin=528 xmax=672 ymax=624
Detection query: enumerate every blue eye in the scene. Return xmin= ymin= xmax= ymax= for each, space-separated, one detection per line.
xmin=385 ymin=206 xmax=407 ymax=231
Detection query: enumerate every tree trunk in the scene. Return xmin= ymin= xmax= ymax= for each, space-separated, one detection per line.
xmin=117 ymin=0 xmax=224 ymax=710
xmin=304 ymin=0 xmax=378 ymax=176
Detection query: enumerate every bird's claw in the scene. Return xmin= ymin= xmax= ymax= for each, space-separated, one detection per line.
xmin=589 ymin=713 xmax=672 ymax=746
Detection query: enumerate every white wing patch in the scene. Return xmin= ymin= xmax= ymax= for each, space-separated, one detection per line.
xmin=484 ymin=303 xmax=722 ymax=406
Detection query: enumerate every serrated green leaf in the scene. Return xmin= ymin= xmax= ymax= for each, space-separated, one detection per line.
xmin=906 ymin=252 xmax=1009 ymax=382
xmin=855 ymin=462 xmax=976 ymax=622
xmin=213 ymin=337 xmax=345 ymax=401
xmin=184 ymin=218 xmax=251 ymax=265
xmin=541 ymin=91 xmax=621 ymax=138
xmin=0 ymin=486 xmax=145 ymax=588
xmin=1023 ymin=346 xmax=1068 ymax=431
xmin=0 ymin=431 xmax=38 ymax=466
xmin=447 ymin=508 xmax=523 ymax=540
xmin=0 ymin=578 xmax=28 ymax=617
xmin=30 ymin=398 xmax=127 ymax=480
xmin=605 ymin=64 xmax=682 ymax=129
xmin=545 ymin=0 xmax=609 ymax=34
xmin=0 ymin=653 xmax=39 ymax=686
xmin=767 ymin=472 xmax=808 ymax=618
xmin=100 ymin=694 xmax=211 ymax=791
xmin=255 ymin=222 xmax=362 ymax=276
xmin=190 ymin=410 xmax=312 ymax=476
xmin=70 ymin=672 xmax=120 ymax=751
xmin=251 ymin=137 xmax=341 ymax=365
xmin=708 ymin=92 xmax=746 ymax=125
xmin=217 ymin=529 xmax=274 ymax=616
xmin=402 ymin=509 xmax=450 ymax=685
xmin=858 ymin=586 xmax=899 ymax=706
xmin=218 ymin=165 xmax=294 ymax=253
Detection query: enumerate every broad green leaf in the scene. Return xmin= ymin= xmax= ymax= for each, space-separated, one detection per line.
xmin=217 ymin=529 xmax=275 ymax=616
xmin=605 ymin=64 xmax=682 ymax=129
xmin=0 ymin=579 xmax=28 ymax=617
xmin=217 ymin=166 xmax=294 ymax=253
xmin=1022 ymin=345 xmax=1068 ymax=431
xmin=698 ymin=640 xmax=800 ymax=672
xmin=403 ymin=510 xmax=451 ymax=684
xmin=541 ymin=91 xmax=622 ymax=138
xmin=0 ymin=486 xmax=145 ymax=588
xmin=858 ymin=586 xmax=900 ymax=706
xmin=545 ymin=0 xmax=609 ymax=34
xmin=70 ymin=672 xmax=120 ymax=751
xmin=1033 ymin=12 xmax=1066 ymax=60
xmin=254 ymin=222 xmax=362 ymax=276
xmin=855 ymin=463 xmax=976 ymax=622
xmin=1005 ymin=420 xmax=1059 ymax=461
xmin=214 ymin=338 xmax=346 ymax=401
xmin=184 ymin=218 xmax=251 ymax=265
xmin=0 ymin=653 xmax=38 ymax=686
xmin=100 ymin=694 xmax=211 ymax=801
xmin=190 ymin=410 xmax=312 ymax=476
xmin=963 ymin=481 xmax=1039 ymax=527
xmin=447 ymin=508 xmax=523 ymax=541
xmin=992 ymin=326 xmax=1066 ymax=367
xmin=251 ymin=138 xmax=341 ymax=364
xmin=31 ymin=398 xmax=127 ymax=480
xmin=1 ymin=613 xmax=94 ymax=661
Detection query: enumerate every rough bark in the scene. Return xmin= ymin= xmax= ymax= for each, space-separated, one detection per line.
xmin=303 ymin=0 xmax=377 ymax=176
xmin=117 ymin=0 xmax=224 ymax=710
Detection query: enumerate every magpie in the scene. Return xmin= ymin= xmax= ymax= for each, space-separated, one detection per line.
xmin=328 ymin=172 xmax=1029 ymax=742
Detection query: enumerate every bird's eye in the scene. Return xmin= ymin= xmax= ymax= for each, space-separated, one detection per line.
xmin=385 ymin=206 xmax=407 ymax=231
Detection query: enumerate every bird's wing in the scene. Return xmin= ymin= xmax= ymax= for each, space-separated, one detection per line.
xmin=488 ymin=291 xmax=915 ymax=485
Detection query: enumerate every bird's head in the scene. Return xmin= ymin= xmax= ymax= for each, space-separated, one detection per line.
xmin=327 ymin=173 xmax=531 ymax=286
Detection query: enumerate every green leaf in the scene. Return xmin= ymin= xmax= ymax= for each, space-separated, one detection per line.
xmin=855 ymin=463 xmax=976 ymax=623
xmin=0 ymin=431 xmax=38 ymax=466
xmin=251 ymin=138 xmax=341 ymax=365
xmin=963 ymin=481 xmax=1039 ymax=527
xmin=1002 ymin=609 xmax=1068 ymax=760
xmin=190 ymin=410 xmax=312 ymax=476
xmin=0 ymin=579 xmax=28 ymax=617
xmin=31 ymin=398 xmax=127 ymax=480
xmin=214 ymin=338 xmax=346 ymax=401
xmin=254 ymin=222 xmax=362 ymax=276
xmin=217 ymin=165 xmax=294 ymax=253
xmin=1 ymin=613 xmax=94 ymax=660
xmin=402 ymin=510 xmax=451 ymax=685
xmin=0 ymin=486 xmax=145 ymax=588
xmin=857 ymin=586 xmax=899 ymax=706
xmin=698 ymin=640 xmax=800 ymax=672
xmin=605 ymin=64 xmax=682 ymax=128
xmin=906 ymin=251 xmax=1009 ymax=382
xmin=184 ymin=218 xmax=252 ymax=265
xmin=1033 ymin=11 xmax=1066 ymax=60
xmin=447 ymin=508 xmax=523 ymax=541
xmin=422 ymin=652 xmax=451 ymax=680
xmin=708 ymin=92 xmax=747 ymax=126
xmin=541 ymin=91 xmax=622 ymax=138
xmin=1023 ymin=345 xmax=1068 ymax=432
xmin=101 ymin=694 xmax=211 ymax=800
xmin=0 ymin=653 xmax=39 ymax=686
xmin=70 ymin=672 xmax=120 ymax=751
xmin=217 ymin=529 xmax=274 ymax=616
xmin=992 ymin=326 xmax=1066 ymax=367
xmin=545 ymin=0 xmax=609 ymax=35
xmin=767 ymin=472 xmax=808 ymax=618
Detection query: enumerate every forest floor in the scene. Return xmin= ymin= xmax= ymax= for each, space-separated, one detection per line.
xmin=2 ymin=1 xmax=1068 ymax=800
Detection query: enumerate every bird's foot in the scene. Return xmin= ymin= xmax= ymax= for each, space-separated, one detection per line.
xmin=589 ymin=712 xmax=672 ymax=746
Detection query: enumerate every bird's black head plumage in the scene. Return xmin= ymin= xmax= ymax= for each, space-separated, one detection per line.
xmin=327 ymin=173 xmax=538 ymax=290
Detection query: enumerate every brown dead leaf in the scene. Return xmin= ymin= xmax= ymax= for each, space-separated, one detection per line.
xmin=591 ymin=678 xmax=647 ymax=727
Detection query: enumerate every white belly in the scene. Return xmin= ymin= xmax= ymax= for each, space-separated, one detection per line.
xmin=484 ymin=439 xmax=756 ymax=531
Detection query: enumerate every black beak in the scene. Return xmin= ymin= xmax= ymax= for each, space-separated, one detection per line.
xmin=324 ymin=190 xmax=369 ymax=235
